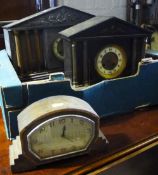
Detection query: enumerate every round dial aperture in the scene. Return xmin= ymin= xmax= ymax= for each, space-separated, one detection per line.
xmin=27 ymin=115 xmax=95 ymax=160
xmin=95 ymin=45 xmax=127 ymax=79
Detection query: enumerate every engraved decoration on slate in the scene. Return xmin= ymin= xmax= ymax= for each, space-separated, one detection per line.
xmin=21 ymin=7 xmax=89 ymax=28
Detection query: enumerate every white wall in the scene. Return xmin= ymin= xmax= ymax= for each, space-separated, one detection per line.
xmin=59 ymin=0 xmax=127 ymax=20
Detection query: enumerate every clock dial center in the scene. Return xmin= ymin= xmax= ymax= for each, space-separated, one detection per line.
xmin=102 ymin=52 xmax=118 ymax=70
xmin=95 ymin=45 xmax=127 ymax=79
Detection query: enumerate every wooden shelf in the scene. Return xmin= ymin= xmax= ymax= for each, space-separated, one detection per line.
xmin=1 ymin=106 xmax=158 ymax=174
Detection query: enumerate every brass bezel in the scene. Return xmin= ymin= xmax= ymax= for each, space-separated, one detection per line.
xmin=95 ymin=44 xmax=127 ymax=79
xmin=52 ymin=38 xmax=64 ymax=61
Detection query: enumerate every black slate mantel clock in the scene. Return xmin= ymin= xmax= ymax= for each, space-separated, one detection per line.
xmin=60 ymin=16 xmax=151 ymax=86
xmin=3 ymin=6 xmax=94 ymax=77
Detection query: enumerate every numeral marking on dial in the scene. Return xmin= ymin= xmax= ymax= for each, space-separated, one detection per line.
xmin=71 ymin=118 xmax=74 ymax=123
xmin=60 ymin=148 xmax=66 ymax=153
xmin=50 ymin=121 xmax=54 ymax=127
xmin=37 ymin=149 xmax=43 ymax=155
xmin=87 ymin=128 xmax=92 ymax=134
xmin=79 ymin=120 xmax=84 ymax=125
xmin=40 ymin=127 xmax=45 ymax=133
xmin=59 ymin=119 xmax=65 ymax=124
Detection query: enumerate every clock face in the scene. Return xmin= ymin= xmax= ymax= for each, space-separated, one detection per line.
xmin=27 ymin=115 xmax=95 ymax=160
xmin=95 ymin=45 xmax=127 ymax=79
xmin=52 ymin=38 xmax=64 ymax=61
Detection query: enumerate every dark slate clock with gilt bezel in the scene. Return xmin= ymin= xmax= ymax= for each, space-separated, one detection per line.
xmin=60 ymin=16 xmax=151 ymax=86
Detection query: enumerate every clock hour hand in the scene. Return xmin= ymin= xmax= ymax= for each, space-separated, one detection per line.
xmin=61 ymin=125 xmax=66 ymax=137
xmin=61 ymin=126 xmax=74 ymax=142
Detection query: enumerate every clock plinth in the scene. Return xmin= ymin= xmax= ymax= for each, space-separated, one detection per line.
xmin=9 ymin=136 xmax=36 ymax=173
xmin=9 ymin=131 xmax=108 ymax=173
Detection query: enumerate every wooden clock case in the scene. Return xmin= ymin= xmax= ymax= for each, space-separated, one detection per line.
xmin=9 ymin=96 xmax=101 ymax=172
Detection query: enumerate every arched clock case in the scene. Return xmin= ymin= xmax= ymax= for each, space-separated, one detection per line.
xmin=9 ymin=96 xmax=103 ymax=172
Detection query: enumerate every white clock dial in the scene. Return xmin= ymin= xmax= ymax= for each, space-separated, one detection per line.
xmin=95 ymin=45 xmax=127 ymax=79
xmin=27 ymin=115 xmax=95 ymax=160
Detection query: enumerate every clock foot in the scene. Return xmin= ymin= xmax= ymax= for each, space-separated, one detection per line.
xmin=9 ymin=136 xmax=36 ymax=173
xmin=90 ymin=129 xmax=109 ymax=154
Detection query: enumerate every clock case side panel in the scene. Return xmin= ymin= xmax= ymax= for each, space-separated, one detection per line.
xmin=69 ymin=40 xmax=85 ymax=86
xmin=74 ymin=40 xmax=90 ymax=86
xmin=131 ymin=37 xmax=146 ymax=74
xmin=3 ymin=29 xmax=18 ymax=69
xmin=64 ymin=39 xmax=73 ymax=81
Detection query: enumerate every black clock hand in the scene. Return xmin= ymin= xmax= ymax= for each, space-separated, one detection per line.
xmin=62 ymin=125 xmax=66 ymax=137
xmin=61 ymin=126 xmax=73 ymax=142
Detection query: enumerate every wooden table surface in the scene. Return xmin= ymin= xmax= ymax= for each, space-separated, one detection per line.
xmin=1 ymin=106 xmax=158 ymax=175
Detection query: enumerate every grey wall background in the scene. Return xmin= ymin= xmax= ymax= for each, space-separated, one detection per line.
xmin=57 ymin=0 xmax=127 ymax=20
